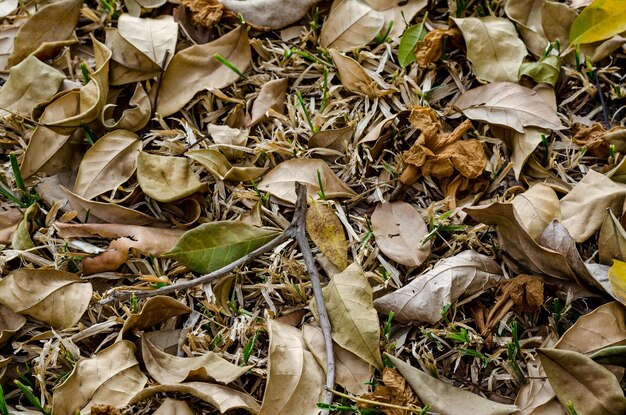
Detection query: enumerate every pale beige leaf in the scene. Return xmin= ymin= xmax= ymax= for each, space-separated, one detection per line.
xmin=101 ymin=83 xmax=151 ymax=131
xmin=259 ymin=319 xmax=324 ymax=415
xmin=365 ymin=0 xmax=427 ymax=37
xmin=309 ymin=126 xmax=354 ymax=154
xmin=306 ymin=200 xmax=348 ymax=270
xmin=374 ymin=250 xmax=503 ymax=324
xmin=137 ymin=152 xmax=206 ymax=203
xmin=158 ymin=26 xmax=251 ymax=116
xmin=154 ymin=399 xmax=195 ymax=415
xmin=0 ymin=303 xmax=26 ymax=347
xmin=492 ymin=126 xmax=544 ymax=180
xmin=388 ymin=354 xmax=518 ymax=415
xmin=208 ymin=123 xmax=249 ymax=160
xmin=105 ymin=28 xmax=162 ymax=86
xmin=220 ymin=0 xmax=319 ymax=30
xmin=505 ymin=0 xmax=549 ymax=56
xmin=130 ymin=382 xmax=260 ymax=413
xmin=0 ymin=269 xmax=92 ymax=329
xmin=8 ymin=0 xmax=82 ymax=67
xmin=0 ymin=208 xmax=21 ymax=245
xmin=537 ymin=348 xmax=626 ymax=415
xmin=119 ymin=296 xmax=191 ymax=340
xmin=303 ymin=324 xmax=372 ymax=395
xmin=0 ymin=55 xmax=64 ymax=117
xmin=0 ymin=0 xmax=17 ymax=18
xmin=52 ymin=341 xmax=147 ymax=415
xmin=258 ymin=158 xmax=355 ymax=204
xmin=0 ymin=26 xmax=18 ymax=70
xmin=560 ymin=170 xmax=626 ymax=242
xmin=452 ymin=17 xmax=527 ymax=83
xmin=319 ymin=262 xmax=383 ymax=369
xmin=141 ymin=335 xmax=251 ymax=384
xmin=512 ymin=183 xmax=561 ymax=240
xmin=599 ymin=210 xmax=626 ymax=265
xmin=74 ymin=130 xmax=142 ymax=200
xmin=371 ymin=201 xmax=431 ymax=267
xmin=118 ymin=15 xmax=178 ymax=66
xmin=320 ymin=0 xmax=385 ymax=52
xmin=247 ymin=78 xmax=287 ymax=126
xmin=329 ymin=49 xmax=389 ymax=97
xmin=61 ymin=186 xmax=156 ymax=225
xmin=454 ymin=82 xmax=564 ymax=133
xmin=541 ymin=1 xmax=577 ymax=48
xmin=186 ymin=149 xmax=266 ymax=182
xmin=513 ymin=361 xmax=565 ymax=415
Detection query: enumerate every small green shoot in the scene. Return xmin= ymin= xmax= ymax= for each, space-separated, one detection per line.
xmin=316 ymin=169 xmax=326 ymax=199
xmin=0 ymin=385 xmax=9 ymax=415
xmin=566 ymin=402 xmax=578 ymax=415
xmin=612 ymin=85 xmax=624 ymax=99
xmin=384 ymin=311 xmax=394 ymax=340
xmin=130 ymin=293 xmax=139 ymax=313
xmin=455 ymin=0 xmax=468 ymax=17
xmin=14 ymin=380 xmax=49 ymax=415
xmin=320 ymin=66 xmax=329 ymax=112
xmin=447 ymin=326 xmax=470 ymax=343
xmin=609 ymin=144 xmax=616 ymax=160
xmin=375 ymin=20 xmax=394 ymax=45
xmin=10 ymin=154 xmax=26 ymax=193
xmin=310 ymin=7 xmax=320 ymax=31
xmin=422 ymin=210 xmax=466 ymax=245
xmin=215 ymin=53 xmax=248 ymax=79
xmin=209 ymin=333 xmax=224 ymax=350
xmin=296 ymin=90 xmax=318 ymax=132
xmin=80 ymin=63 xmax=90 ymax=85
xmin=441 ymin=303 xmax=451 ymax=324
xmin=82 ymin=124 xmax=96 ymax=146
xmin=507 ymin=321 xmax=525 ymax=383
xmin=242 ymin=330 xmax=258 ymax=365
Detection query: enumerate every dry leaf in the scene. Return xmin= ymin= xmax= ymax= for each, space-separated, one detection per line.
xmin=0 ymin=55 xmax=64 ymax=117
xmin=560 ymin=170 xmax=626 ymax=242
xmin=414 ymin=28 xmax=447 ymax=68
xmin=258 ymin=158 xmax=355 ymax=204
xmin=360 ymin=366 xmax=422 ymax=415
xmin=329 ymin=49 xmax=391 ymax=97
xmin=137 ymin=152 xmax=206 ymax=202
xmin=0 ymin=208 xmax=22 ymax=245
xmin=119 ymin=296 xmax=191 ymax=340
xmin=505 ymin=0 xmax=549 ymax=57
xmin=320 ymin=0 xmax=385 ymax=51
xmin=105 ymin=29 xmax=162 ymax=86
xmin=492 ymin=126 xmax=544 ymax=181
xmin=158 ymin=25 xmax=250 ymax=116
xmin=186 ymin=149 xmax=266 ymax=181
xmin=141 ymin=335 xmax=251 ymax=384
xmin=101 ymin=83 xmax=151 ymax=131
xmin=512 ymin=183 xmax=561 ymax=240
xmin=537 ymin=348 xmax=626 ymax=415
xmin=0 ymin=0 xmax=17 ymax=18
xmin=599 ymin=209 xmax=626 ymax=265
xmin=0 ymin=269 xmax=92 ymax=329
xmin=366 ymin=0 xmax=427 ymax=38
xmin=571 ymin=123 xmax=611 ymax=158
xmin=452 ymin=17 xmax=527 ymax=83
xmin=453 ymin=82 xmax=564 ymax=133
xmin=514 ymin=361 xmax=566 ymax=415
xmin=309 ymin=126 xmax=354 ymax=155
xmin=183 ymin=0 xmax=224 ymax=28
xmin=374 ymin=250 xmax=503 ymax=324
xmin=52 ymin=341 xmax=148 ymax=415
xmin=154 ymin=399 xmax=195 ymax=415
xmin=499 ymin=274 xmax=544 ymax=313
xmin=314 ymin=262 xmax=383 ymax=369
xmin=387 ymin=354 xmax=518 ymax=415
xmin=247 ymin=78 xmax=288 ymax=126
xmin=0 ymin=303 xmax=26 ymax=347
xmin=74 ymin=130 xmax=142 ymax=200
xmin=306 ymin=200 xmax=348 ymax=270
xmin=117 ymin=15 xmax=178 ymax=66
xmin=302 ymin=324 xmax=372 ymax=395
xmin=220 ymin=0 xmax=319 ymax=30
xmin=259 ymin=319 xmax=324 ymax=415
xmin=371 ymin=201 xmax=431 ymax=267
xmin=11 ymin=203 xmax=38 ymax=250
xmin=207 ymin=123 xmax=248 ymax=160
xmin=8 ymin=0 xmax=82 ymax=67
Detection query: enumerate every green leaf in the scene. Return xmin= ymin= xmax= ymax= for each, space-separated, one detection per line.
xmin=519 ymin=55 xmax=560 ymax=86
xmin=590 ymin=345 xmax=626 ymax=367
xmin=162 ymin=221 xmax=280 ymax=274
xmin=398 ymin=22 xmax=427 ymax=67
xmin=570 ymin=0 xmax=626 ymax=45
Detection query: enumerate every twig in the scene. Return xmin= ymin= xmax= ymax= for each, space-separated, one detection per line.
xmin=328 ymin=389 xmax=425 ymax=413
xmin=594 ymin=71 xmax=610 ymax=129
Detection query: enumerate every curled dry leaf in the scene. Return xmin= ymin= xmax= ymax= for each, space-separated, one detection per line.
xmin=320 ymin=0 xmax=385 ymax=52
xmin=504 ymin=0 xmax=549 ymax=56
xmin=0 ymin=269 xmax=92 ymax=329
xmin=130 ymin=382 xmax=260 ymax=413
xmin=0 ymin=303 xmax=26 ymax=347
xmin=491 ymin=126 xmax=543 ymax=181
xmin=360 ymin=366 xmax=421 ymax=414
xmin=374 ymin=250 xmax=503 ymax=324
xmin=330 ymin=49 xmax=392 ymax=97
xmin=118 ymin=15 xmax=177 ymax=66
xmin=542 ymin=1 xmax=578 ymax=47
xmin=387 ymin=354 xmax=518 ymax=415
xmin=498 ymin=274 xmax=544 ymax=313
xmin=313 ymin=262 xmax=383 ymax=369
xmin=309 ymin=125 xmax=354 ymax=155
xmin=74 ymin=130 xmax=142 ymax=200
xmin=247 ymin=78 xmax=288 ymax=127
xmin=187 ymin=149 xmax=266 ymax=182
xmin=259 ymin=319 xmax=324 ymax=415
xmin=52 ymin=341 xmax=147 ymax=415
xmin=8 ymin=0 xmax=82 ymax=67
xmin=366 ymin=0 xmax=427 ymax=38
xmin=371 ymin=201 xmax=431 ymax=267
xmin=452 ymin=17 xmax=527 ymax=83
xmin=137 ymin=152 xmax=206 ymax=203
xmin=141 ymin=335 xmax=251 ymax=384
xmin=119 ymin=296 xmax=191 ymax=340
xmin=11 ymin=203 xmax=38 ymax=250
xmin=182 ymin=0 xmax=225 ymax=28
xmin=105 ymin=29 xmax=162 ymax=86
xmin=0 ymin=55 xmax=64 ymax=118
xmin=220 ymin=0 xmax=319 ymax=30
xmin=101 ymin=83 xmax=151 ymax=131
xmin=258 ymin=158 xmax=355 ymax=204
xmin=162 ymin=221 xmax=280 ymax=274
xmin=302 ymin=324 xmax=372 ymax=395
xmin=306 ymin=200 xmax=348 ymax=270
xmin=537 ymin=348 xmax=626 ymax=415
xmin=154 ymin=399 xmax=195 ymax=415
xmin=207 ymin=124 xmax=249 ymax=161
xmin=511 ymin=183 xmax=561 ymax=240
xmin=599 ymin=210 xmax=626 ymax=264
xmin=158 ymin=25 xmax=251 ymax=116
xmin=453 ymin=82 xmax=564 ymax=133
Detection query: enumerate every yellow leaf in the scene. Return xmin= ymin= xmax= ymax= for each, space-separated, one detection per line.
xmin=305 ymin=200 xmax=348 ymax=270
xmin=570 ymin=0 xmax=626 ymax=44
xmin=609 ymin=259 xmax=626 ymax=305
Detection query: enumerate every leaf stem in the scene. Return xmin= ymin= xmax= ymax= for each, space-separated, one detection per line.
xmin=328 ymin=388 xmax=425 ymax=413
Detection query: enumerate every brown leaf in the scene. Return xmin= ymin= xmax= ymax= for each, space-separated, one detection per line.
xmin=186 ymin=149 xmax=266 ymax=182
xmin=182 ymin=0 xmax=224 ymax=28
xmin=511 ymin=183 xmax=561 ymax=240
xmin=366 ymin=0 xmax=427 ymax=38
xmin=117 ymin=14 xmax=177 ymax=67
xmin=414 ymin=29 xmax=446 ymax=68
xmin=371 ymin=201 xmax=431 ymax=267
xmin=101 ymin=83 xmax=151 ymax=131
xmin=90 ymin=405 xmax=122 ymax=415
xmin=306 ymin=200 xmax=348 ymax=270
xmin=360 ymin=367 xmax=422 ymax=415
xmin=0 ymin=208 xmax=21 ymax=245
xmin=105 ymin=29 xmax=162 ymax=86
xmin=0 ymin=303 xmax=26 ymax=347
xmin=571 ymin=123 xmax=611 ymax=158
xmin=247 ymin=78 xmax=288 ymax=126
xmin=137 ymin=152 xmax=206 ymax=203
xmin=320 ymin=0 xmax=385 ymax=51
xmin=309 ymin=126 xmax=354 ymax=155
xmin=153 ymin=399 xmax=195 ymax=415
xmin=329 ymin=49 xmax=392 ymax=97
xmin=119 ymin=296 xmax=191 ymax=340
xmin=499 ymin=275 xmax=544 ymax=313
xmin=599 ymin=209 xmax=626 ymax=265
xmin=220 ymin=0 xmax=319 ymax=30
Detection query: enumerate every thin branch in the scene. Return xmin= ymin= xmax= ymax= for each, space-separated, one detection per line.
xmin=328 ymin=389 xmax=425 ymax=413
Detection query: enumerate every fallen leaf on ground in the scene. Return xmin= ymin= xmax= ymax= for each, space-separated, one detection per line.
xmin=320 ymin=0 xmax=385 ymax=52
xmin=504 ymin=0 xmax=549 ymax=56
xmin=153 ymin=399 xmax=195 ymax=415
xmin=259 ymin=319 xmax=324 ymax=415
xmin=511 ymin=183 xmax=561 ymax=240
xmin=247 ymin=78 xmax=288 ymax=126
xmin=371 ymin=201 xmax=431 ymax=267
xmin=105 ymin=29 xmax=162 ymax=85
xmin=11 ymin=203 xmax=38 ymax=250
xmin=569 ymin=0 xmax=626 ymax=44
xmin=397 ymin=20 xmax=427 ymax=67
xmin=0 ymin=303 xmax=26 ymax=347
xmin=0 ymin=208 xmax=21 ymax=245
xmin=608 ymin=260 xmax=626 ymax=307
xmin=492 ymin=126 xmax=544 ymax=181
xmin=374 ymin=250 xmax=503 ymax=324
xmin=366 ymin=0 xmax=427 ymax=38
xmin=329 ymin=49 xmax=391 ymax=97
xmin=119 ymin=296 xmax=191 ymax=340
xmin=137 ymin=152 xmax=206 ymax=202
xmin=599 ymin=209 xmax=626 ymax=264
xmin=306 ymin=199 xmax=348 ymax=270
xmin=52 ymin=341 xmax=147 ymax=415
xmin=360 ymin=366 xmax=422 ymax=415
xmin=183 ymin=0 xmax=224 ymax=28
xmin=186 ymin=149 xmax=266 ymax=182
xmin=499 ymin=274 xmax=544 ymax=313
xmin=220 ymin=0 xmax=319 ymax=30
xmin=118 ymin=15 xmax=178 ymax=66
xmin=101 ymin=83 xmax=151 ymax=131
xmin=0 ymin=268 xmax=92 ymax=329
xmin=571 ymin=123 xmax=611 ymax=158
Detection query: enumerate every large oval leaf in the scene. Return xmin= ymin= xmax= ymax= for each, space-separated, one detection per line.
xmin=320 ymin=0 xmax=384 ymax=51
xmin=570 ymin=0 xmax=626 ymax=44
xmin=162 ymin=221 xmax=280 ymax=274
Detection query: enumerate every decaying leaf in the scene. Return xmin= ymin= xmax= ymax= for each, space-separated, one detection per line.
xmin=371 ymin=201 xmax=431 ymax=267
xmin=309 ymin=126 xmax=354 ymax=155
xmin=119 ymin=296 xmax=191 ymax=340
xmin=137 ymin=152 xmax=206 ymax=203
xmin=491 ymin=126 xmax=544 ymax=181
xmin=329 ymin=49 xmax=391 ymax=97
xmin=537 ymin=348 xmax=626 ymax=415
xmin=498 ymin=274 xmax=544 ymax=313
xmin=0 ymin=303 xmax=26 ymax=347
xmin=182 ymin=0 xmax=225 ymax=28
xmin=11 ymin=203 xmax=38 ymax=250
xmin=162 ymin=221 xmax=280 ymax=274
xmin=452 ymin=16 xmax=527 ymax=83
xmin=52 ymin=341 xmax=148 ymax=415
xmin=101 ymin=83 xmax=151 ymax=131
xmin=302 ymin=324 xmax=372 ymax=395
xmin=141 ymin=335 xmax=251 ymax=384
xmin=511 ymin=183 xmax=561 ymax=240
xmin=413 ymin=28 xmax=454 ymax=69
xmin=220 ymin=0 xmax=319 ymax=30
xmin=0 ymin=269 xmax=92 ymax=329
xmin=0 ymin=208 xmax=21 ymax=245
xmin=186 ymin=149 xmax=266 ymax=182
xmin=258 ymin=158 xmax=355 ymax=204
xmin=374 ymin=250 xmax=503 ymax=324
xmin=387 ymin=354 xmax=518 ymax=415
xmin=519 ymin=55 xmax=560 ymax=86
xmin=320 ymin=0 xmax=385 ymax=52
xmin=306 ymin=199 xmax=348 ymax=270
xmin=259 ymin=319 xmax=324 ymax=415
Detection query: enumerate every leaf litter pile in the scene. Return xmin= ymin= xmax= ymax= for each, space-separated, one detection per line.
xmin=1 ymin=0 xmax=626 ymax=413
